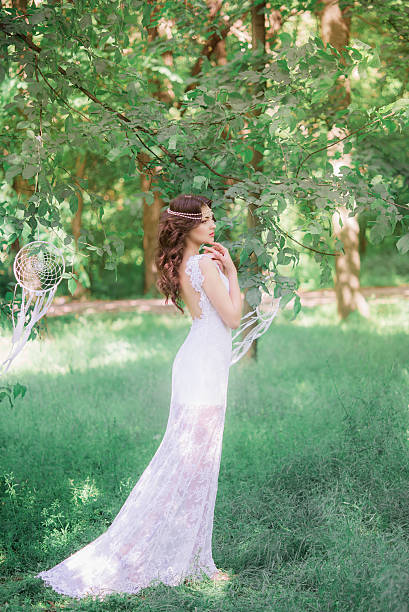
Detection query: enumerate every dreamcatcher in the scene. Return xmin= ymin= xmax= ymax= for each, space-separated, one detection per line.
xmin=0 ymin=241 xmax=65 ymax=376
xmin=230 ymin=292 xmax=282 ymax=366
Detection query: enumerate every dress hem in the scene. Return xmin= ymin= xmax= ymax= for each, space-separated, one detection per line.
xmin=36 ymin=563 xmax=217 ymax=600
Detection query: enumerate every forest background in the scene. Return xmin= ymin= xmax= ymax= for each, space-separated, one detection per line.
xmin=0 ymin=0 xmax=408 ymax=327
xmin=1 ymin=2 xmax=409 ymax=610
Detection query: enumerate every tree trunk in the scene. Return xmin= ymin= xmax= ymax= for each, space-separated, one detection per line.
xmin=139 ymin=153 xmax=162 ymax=294
xmin=358 ymin=213 xmax=367 ymax=255
xmin=242 ymin=1 xmax=268 ymax=363
xmin=207 ymin=0 xmax=227 ymax=65
xmin=8 ymin=0 xmax=30 ymax=268
xmin=140 ymin=3 xmax=174 ymax=295
xmin=320 ymin=1 xmax=369 ymax=319
xmin=71 ymin=154 xmax=89 ymax=299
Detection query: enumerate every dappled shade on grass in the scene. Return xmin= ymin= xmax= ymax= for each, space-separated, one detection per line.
xmin=0 ymin=302 xmax=408 ymax=610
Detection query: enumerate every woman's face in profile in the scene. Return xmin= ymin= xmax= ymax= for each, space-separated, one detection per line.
xmin=188 ymin=205 xmax=216 ymax=245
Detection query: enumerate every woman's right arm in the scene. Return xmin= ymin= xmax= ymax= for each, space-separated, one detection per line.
xmin=199 ymin=256 xmax=242 ymax=329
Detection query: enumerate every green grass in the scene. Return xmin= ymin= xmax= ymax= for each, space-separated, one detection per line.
xmin=0 ymin=300 xmax=408 ymax=611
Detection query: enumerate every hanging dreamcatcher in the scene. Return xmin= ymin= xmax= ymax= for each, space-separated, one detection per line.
xmin=230 ymin=292 xmax=282 ymax=366
xmin=0 ymin=241 xmax=65 ymax=377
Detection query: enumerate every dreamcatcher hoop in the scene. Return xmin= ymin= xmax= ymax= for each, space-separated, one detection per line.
xmin=0 ymin=241 xmax=65 ymax=376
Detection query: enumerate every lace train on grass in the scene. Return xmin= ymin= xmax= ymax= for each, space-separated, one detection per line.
xmin=37 ymin=400 xmax=226 ymax=599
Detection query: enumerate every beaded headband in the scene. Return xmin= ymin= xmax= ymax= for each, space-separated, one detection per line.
xmin=166 ymin=207 xmax=203 ymax=219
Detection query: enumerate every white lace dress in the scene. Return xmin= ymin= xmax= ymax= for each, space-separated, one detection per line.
xmin=36 ymin=253 xmax=232 ymax=599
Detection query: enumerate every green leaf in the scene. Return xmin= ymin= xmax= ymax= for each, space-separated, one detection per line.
xmin=5 ymin=166 xmax=22 ymax=182
xmin=368 ymin=49 xmax=381 ymax=68
xmin=0 ymin=388 xmax=12 ymax=408
xmin=22 ymin=165 xmax=38 ymax=180
xmin=278 ymin=32 xmax=292 ymax=46
xmin=65 ymin=115 xmax=73 ymax=133
xmin=350 ymin=48 xmax=362 ymax=60
xmin=396 ymin=233 xmax=409 ymax=255
xmin=242 ymin=148 xmax=253 ymax=163
xmin=245 ymin=287 xmax=261 ymax=308
xmin=68 ymin=278 xmax=77 ymax=295
xmin=254 ymin=240 xmax=264 ymax=257
xmin=114 ymin=47 xmax=122 ymax=63
xmin=193 ymin=175 xmax=208 ymax=190
xmin=277 ymin=199 xmax=286 ymax=215
xmin=142 ymin=4 xmax=152 ymax=27
xmin=291 ymin=294 xmax=301 ymax=319
xmin=69 ymin=194 xmax=78 ymax=214
xmin=12 ymin=382 xmax=27 ymax=400
xmin=94 ymin=59 xmax=108 ymax=74
xmin=7 ymin=233 xmax=18 ymax=245
xmin=107 ymin=148 xmax=123 ymax=161
xmin=204 ymin=93 xmax=215 ymax=106
xmin=29 ymin=10 xmax=45 ymax=25
xmin=370 ymin=215 xmax=392 ymax=244
xmin=239 ymin=250 xmax=249 ymax=265
xmin=38 ymin=200 xmax=48 ymax=216
xmin=27 ymin=216 xmax=37 ymax=230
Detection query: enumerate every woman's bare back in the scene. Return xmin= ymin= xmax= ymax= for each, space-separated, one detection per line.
xmin=179 ymin=255 xmax=204 ymax=319
xmin=179 ymin=253 xmax=239 ymax=328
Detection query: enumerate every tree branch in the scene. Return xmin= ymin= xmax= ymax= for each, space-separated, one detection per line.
xmin=296 ymin=109 xmax=396 ymax=176
xmin=271 ymin=220 xmax=342 ymax=256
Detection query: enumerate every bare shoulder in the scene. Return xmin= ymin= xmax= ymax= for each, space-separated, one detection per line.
xmin=199 ymin=254 xmax=220 ymax=276
xmin=199 ymin=253 xmax=216 ymax=267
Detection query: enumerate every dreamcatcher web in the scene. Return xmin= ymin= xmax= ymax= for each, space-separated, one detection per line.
xmin=0 ymin=241 xmax=65 ymax=377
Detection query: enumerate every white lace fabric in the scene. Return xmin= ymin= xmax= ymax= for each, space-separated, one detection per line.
xmin=185 ymin=252 xmax=281 ymax=367
xmin=36 ymin=253 xmax=233 ymax=599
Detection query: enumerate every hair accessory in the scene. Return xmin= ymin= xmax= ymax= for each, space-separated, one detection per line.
xmin=167 ymin=208 xmax=203 ymax=219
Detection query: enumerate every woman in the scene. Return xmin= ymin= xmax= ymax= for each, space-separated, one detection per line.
xmin=36 ymin=194 xmax=242 ymax=599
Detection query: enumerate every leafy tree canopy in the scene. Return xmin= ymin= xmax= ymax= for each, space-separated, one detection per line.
xmin=0 ymin=0 xmax=408 ymax=318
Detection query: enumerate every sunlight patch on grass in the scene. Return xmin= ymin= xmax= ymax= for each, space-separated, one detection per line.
xmin=285 ymin=303 xmax=339 ymax=327
xmin=109 ymin=313 xmax=147 ymax=331
xmin=86 ymin=340 xmax=160 ymax=369
xmin=69 ymin=476 xmax=100 ymax=506
xmin=0 ymin=330 xmax=171 ymax=377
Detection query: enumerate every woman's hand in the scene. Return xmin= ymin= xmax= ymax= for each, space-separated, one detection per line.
xmin=202 ymin=241 xmax=236 ymax=276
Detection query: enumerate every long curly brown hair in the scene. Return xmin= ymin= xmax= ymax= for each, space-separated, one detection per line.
xmin=155 ymin=194 xmax=212 ymax=315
